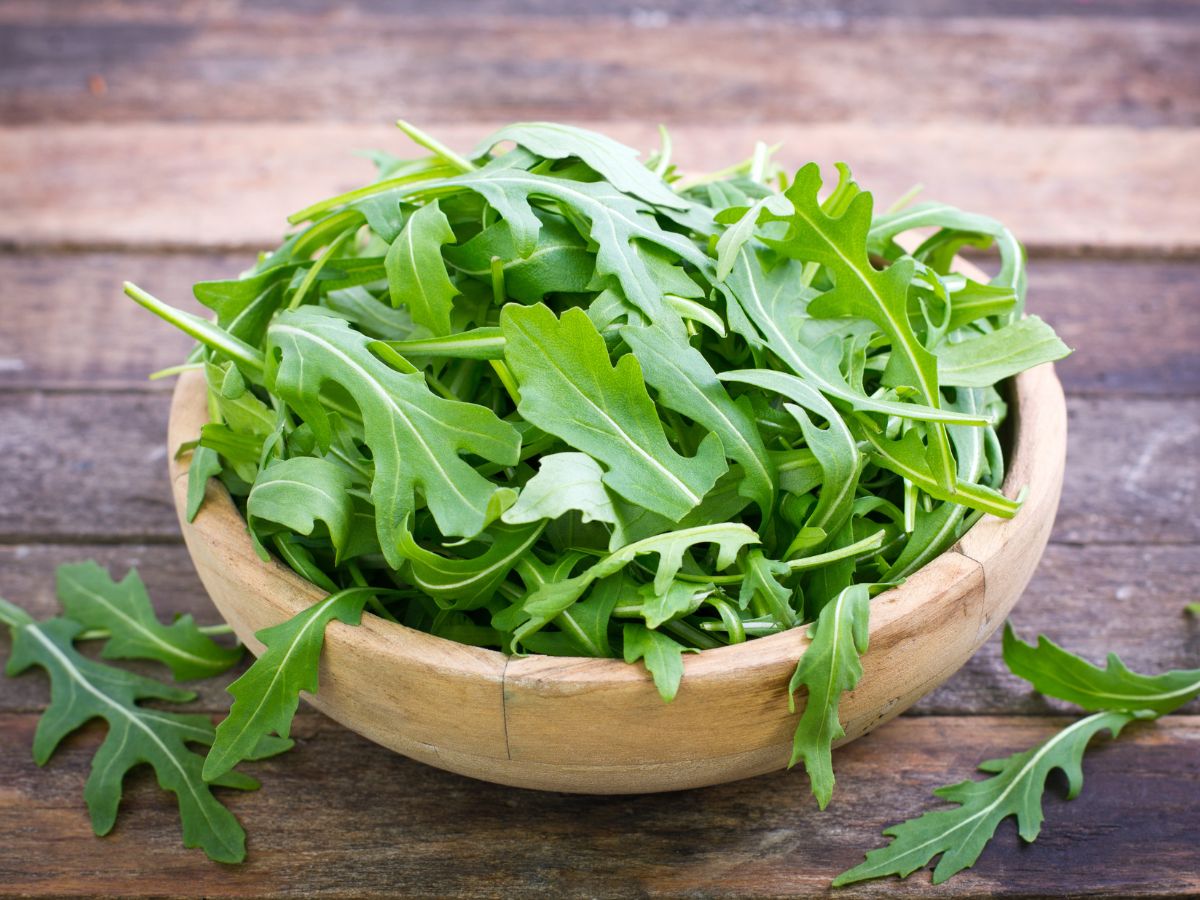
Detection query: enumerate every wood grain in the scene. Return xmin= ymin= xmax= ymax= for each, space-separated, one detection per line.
xmin=2 ymin=4 xmax=1197 ymax=127
xmin=1 ymin=391 xmax=1192 ymax=545
xmin=0 ymin=712 xmax=1195 ymax=897
xmin=4 ymin=253 xmax=1197 ymax=396
xmin=3 ymin=125 xmax=1199 ymax=252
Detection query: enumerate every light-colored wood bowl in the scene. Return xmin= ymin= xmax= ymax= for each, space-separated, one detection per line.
xmin=168 ymin=360 xmax=1065 ymax=794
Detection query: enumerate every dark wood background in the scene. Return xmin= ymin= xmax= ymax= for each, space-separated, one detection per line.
xmin=1 ymin=2 xmax=1198 ymax=896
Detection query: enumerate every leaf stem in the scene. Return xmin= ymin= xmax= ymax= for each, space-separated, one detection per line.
xmin=787 ymin=530 xmax=886 ymax=570
xmin=124 ymin=283 xmax=265 ymax=375
xmin=396 ymin=120 xmax=476 ymax=173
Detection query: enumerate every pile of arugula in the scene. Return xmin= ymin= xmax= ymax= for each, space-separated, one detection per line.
xmin=121 ymin=122 xmax=1074 ymax=808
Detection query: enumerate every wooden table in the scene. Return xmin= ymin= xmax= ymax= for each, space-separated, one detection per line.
xmin=1 ymin=2 xmax=1197 ymax=896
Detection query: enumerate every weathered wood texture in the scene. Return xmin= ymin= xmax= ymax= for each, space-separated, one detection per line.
xmin=0 ymin=712 xmax=1196 ymax=898
xmin=2 ymin=3 xmax=1198 ymax=127
xmin=2 ymin=391 xmax=1193 ymax=545
xmin=4 ymin=125 xmax=1198 ymax=252
xmin=4 ymin=253 xmax=1197 ymax=396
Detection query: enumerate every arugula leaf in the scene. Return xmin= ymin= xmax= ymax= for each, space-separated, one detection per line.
xmin=502 ymin=304 xmax=727 ymax=520
xmin=475 ymin=121 xmax=689 ymax=211
xmin=622 ymin=323 xmax=776 ymax=515
xmin=834 ymin=711 xmax=1136 ymax=886
xmin=738 ymin=550 xmax=798 ymax=626
xmin=247 ymin=456 xmax=356 ymax=563
xmin=761 ymin=164 xmax=956 ymax=487
xmin=384 ymin=199 xmax=460 ymax=335
xmin=185 ymin=445 xmax=222 ymax=522
xmin=623 ymin=623 xmax=694 ymax=702
xmin=0 ymin=597 xmax=287 ymax=864
xmin=56 ymin=561 xmax=241 ymax=681
xmin=1003 ymin=624 xmax=1200 ymax=715
xmin=937 ymin=316 xmax=1071 ymax=388
xmin=204 ymin=587 xmax=382 ymax=781
xmin=430 ymin=158 xmax=711 ymax=321
xmin=266 ymin=307 xmax=521 ymax=560
xmin=443 ymin=215 xmax=595 ymax=302
xmin=516 ymin=523 xmax=759 ymax=647
xmin=788 ymin=584 xmax=871 ymax=808
xmin=501 ymin=452 xmax=618 ymax=526
xmin=398 ymin=520 xmax=545 ymax=610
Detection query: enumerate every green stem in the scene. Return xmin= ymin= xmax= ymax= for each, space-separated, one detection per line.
xmin=787 ymin=530 xmax=886 ymax=571
xmin=124 ymin=283 xmax=265 ymax=375
xmin=396 ymin=119 xmax=477 ymax=173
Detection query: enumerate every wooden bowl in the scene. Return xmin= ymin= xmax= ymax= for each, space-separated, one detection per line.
xmin=168 ymin=361 xmax=1065 ymax=794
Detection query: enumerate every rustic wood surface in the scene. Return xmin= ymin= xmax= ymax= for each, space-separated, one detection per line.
xmin=0 ymin=0 xmax=1197 ymax=895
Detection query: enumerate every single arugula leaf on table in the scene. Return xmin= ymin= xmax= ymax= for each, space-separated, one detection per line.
xmin=204 ymin=587 xmax=388 ymax=781
xmin=833 ymin=710 xmax=1137 ymax=886
xmin=1002 ymin=623 xmax=1200 ymax=714
xmin=838 ymin=627 xmax=1200 ymax=886
xmin=56 ymin=560 xmax=242 ymax=681
xmin=0 ymin=595 xmax=289 ymax=864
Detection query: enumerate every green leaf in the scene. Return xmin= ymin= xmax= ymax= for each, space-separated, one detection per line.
xmin=622 ymin=623 xmax=694 ymax=701
xmin=443 ymin=215 xmax=595 ymax=302
xmin=738 ymin=550 xmax=798 ymax=627
xmin=762 ymin=164 xmax=956 ymax=487
xmin=722 ymin=254 xmax=987 ymax=427
xmin=247 ymin=456 xmax=356 ymax=563
xmin=398 ymin=520 xmax=545 ymax=610
xmin=204 ymin=587 xmax=380 ymax=781
xmin=1003 ymin=623 xmax=1200 ymax=716
xmin=639 ymin=579 xmax=714 ymax=629
xmin=2 ymin=607 xmax=284 ymax=863
xmin=937 ymin=316 xmax=1071 ymax=388
xmin=788 ymin=583 xmax=871 ymax=808
xmin=266 ymin=307 xmax=521 ymax=562
xmin=713 ymin=193 xmax=791 ymax=281
xmin=502 ymin=304 xmax=727 ymax=520
xmin=475 ymin=122 xmax=688 ymax=211
xmin=516 ymin=523 xmax=759 ymax=647
xmin=833 ymin=711 xmax=1135 ymax=886
xmin=852 ymin=420 xmax=1019 ymax=519
xmin=622 ymin=323 xmax=776 ymax=516
xmin=502 ymin=452 xmax=618 ymax=526
xmin=56 ymin=561 xmax=242 ymax=681
xmin=185 ymin=445 xmax=222 ymax=522
xmin=433 ymin=159 xmax=710 ymax=321
xmin=384 ymin=199 xmax=460 ymax=335
xmin=323 ymin=285 xmax=415 ymax=339
xmin=867 ymin=201 xmax=1026 ymax=308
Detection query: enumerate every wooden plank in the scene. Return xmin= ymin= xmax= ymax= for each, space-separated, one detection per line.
xmin=0 ymin=712 xmax=1195 ymax=896
xmin=1 ymin=5 xmax=1197 ymax=127
xmin=2 ymin=125 xmax=1198 ymax=253
xmin=1 ymin=392 xmax=1193 ymax=544
xmin=4 ymin=253 xmax=1195 ymax=395
xmin=1 ymin=540 xmax=1195 ymax=718
xmin=0 ymin=252 xmax=226 ymax=392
